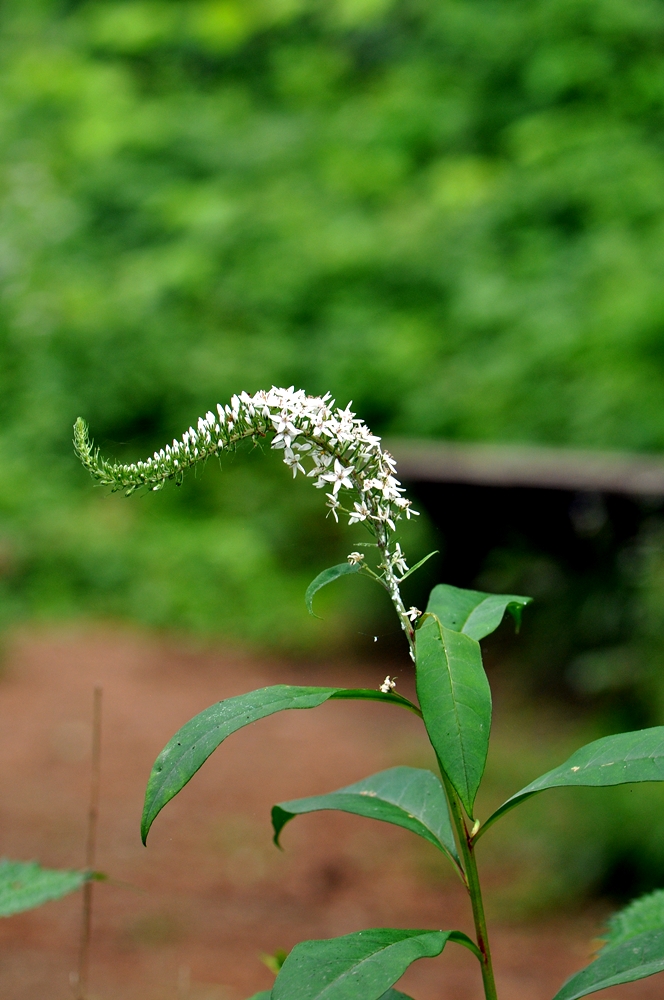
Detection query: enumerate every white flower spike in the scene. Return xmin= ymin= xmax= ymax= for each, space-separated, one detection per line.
xmin=74 ymin=387 xmax=420 ymax=649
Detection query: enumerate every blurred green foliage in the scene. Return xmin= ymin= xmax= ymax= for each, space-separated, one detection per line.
xmin=3 ymin=0 xmax=664 ymax=645
xmin=2 ymin=0 xmax=664 ymax=911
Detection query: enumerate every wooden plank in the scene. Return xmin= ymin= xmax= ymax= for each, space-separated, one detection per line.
xmin=387 ymin=439 xmax=664 ymax=495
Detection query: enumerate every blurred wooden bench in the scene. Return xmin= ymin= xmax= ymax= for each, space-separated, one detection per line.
xmin=388 ymin=439 xmax=664 ymax=495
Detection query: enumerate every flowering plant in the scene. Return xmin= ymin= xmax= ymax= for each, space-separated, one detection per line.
xmin=76 ymin=389 xmax=664 ymax=1000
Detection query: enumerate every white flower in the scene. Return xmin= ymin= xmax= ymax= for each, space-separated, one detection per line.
xmin=363 ymin=478 xmax=383 ymax=493
xmin=391 ymin=543 xmax=409 ymax=576
xmin=320 ymin=459 xmax=354 ymax=495
xmin=348 ymin=500 xmax=370 ymax=524
xmin=271 ymin=412 xmax=301 ymax=449
xmin=325 ymin=493 xmax=341 ymax=522
xmin=283 ymin=448 xmax=305 ymax=478
xmin=372 ymin=506 xmax=396 ymax=531
xmin=379 ymin=675 xmax=397 ymax=693
xmin=405 ymin=607 xmax=421 ymax=621
xmin=76 ymin=388 xmax=421 ymax=612
xmin=347 ymin=551 xmax=364 ymax=565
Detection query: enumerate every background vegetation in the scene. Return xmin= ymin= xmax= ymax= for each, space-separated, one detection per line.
xmin=3 ymin=0 xmax=664 ymax=642
xmin=5 ymin=0 xmax=664 ymax=907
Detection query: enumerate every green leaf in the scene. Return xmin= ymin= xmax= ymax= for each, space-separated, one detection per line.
xmin=552 ymin=930 xmax=664 ymax=1000
xmin=552 ymin=889 xmax=664 ymax=999
xmin=272 ymin=766 xmax=460 ymax=868
xmin=426 ymin=584 xmax=532 ymax=640
xmin=272 ymin=927 xmax=480 ymax=1000
xmin=305 ymin=563 xmax=360 ymax=617
xmin=246 ymin=989 xmax=415 ymax=1000
xmin=480 ymin=726 xmax=664 ymax=838
xmin=415 ymin=614 xmax=491 ymax=816
xmin=398 ymin=550 xmax=439 ymax=582
xmin=142 ymin=685 xmax=421 ymax=843
xmin=0 ymin=860 xmax=90 ymax=916
xmin=603 ymin=889 xmax=664 ymax=949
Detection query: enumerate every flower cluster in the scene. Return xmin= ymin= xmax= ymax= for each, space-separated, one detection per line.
xmin=75 ymin=387 xmax=420 ymax=653
xmin=74 ymin=387 xmax=417 ymax=537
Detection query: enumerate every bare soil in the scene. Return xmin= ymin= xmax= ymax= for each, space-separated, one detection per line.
xmin=0 ymin=626 xmax=660 ymax=1000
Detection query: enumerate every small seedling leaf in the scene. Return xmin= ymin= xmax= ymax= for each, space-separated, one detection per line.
xmin=272 ymin=766 xmax=459 ymax=867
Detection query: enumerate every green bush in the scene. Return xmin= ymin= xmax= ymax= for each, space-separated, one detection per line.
xmin=3 ymin=0 xmax=664 ymax=643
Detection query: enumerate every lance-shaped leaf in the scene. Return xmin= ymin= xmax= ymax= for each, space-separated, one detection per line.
xmin=426 ymin=583 xmax=532 ymax=641
xmin=272 ymin=766 xmax=460 ymax=868
xmin=398 ymin=550 xmax=438 ymax=582
xmin=306 ymin=562 xmax=360 ymax=617
xmin=553 ymin=890 xmax=664 ymax=1000
xmin=0 ymin=860 xmax=93 ymax=917
xmin=479 ymin=726 xmax=664 ymax=839
xmin=272 ymin=927 xmax=480 ymax=1000
xmin=415 ymin=614 xmax=491 ymax=816
xmin=246 ymin=985 xmax=416 ymax=1000
xmin=142 ymin=685 xmax=421 ymax=843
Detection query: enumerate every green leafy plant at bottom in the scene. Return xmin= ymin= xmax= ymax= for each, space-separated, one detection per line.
xmin=76 ymin=391 xmax=664 ymax=1000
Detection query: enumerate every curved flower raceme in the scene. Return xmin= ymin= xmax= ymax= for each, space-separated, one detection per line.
xmin=74 ymin=387 xmax=420 ymax=650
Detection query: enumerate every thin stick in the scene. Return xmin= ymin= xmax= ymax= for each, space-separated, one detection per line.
xmin=76 ymin=685 xmax=103 ymax=1000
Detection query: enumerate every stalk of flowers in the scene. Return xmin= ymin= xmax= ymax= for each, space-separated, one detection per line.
xmin=74 ymin=387 xmax=420 ymax=648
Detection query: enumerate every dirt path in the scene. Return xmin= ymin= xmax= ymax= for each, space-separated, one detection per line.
xmin=0 ymin=626 xmax=660 ymax=1000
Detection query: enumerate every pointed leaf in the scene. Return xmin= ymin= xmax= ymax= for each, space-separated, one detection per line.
xmin=246 ymin=994 xmax=271 ymax=1000
xmin=272 ymin=927 xmax=480 ymax=1000
xmin=398 ymin=550 xmax=439 ymax=582
xmin=378 ymin=992 xmax=414 ymax=1000
xmin=142 ymin=685 xmax=421 ymax=842
xmin=0 ymin=860 xmax=91 ymax=916
xmin=272 ymin=766 xmax=460 ymax=867
xmin=415 ymin=614 xmax=491 ymax=816
xmin=306 ymin=563 xmax=360 ymax=617
xmin=426 ymin=584 xmax=532 ymax=640
xmin=480 ymin=726 xmax=664 ymax=838
xmin=553 ymin=930 xmax=664 ymax=1000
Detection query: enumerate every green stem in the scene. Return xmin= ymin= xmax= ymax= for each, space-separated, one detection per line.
xmin=440 ymin=769 xmax=498 ymax=1000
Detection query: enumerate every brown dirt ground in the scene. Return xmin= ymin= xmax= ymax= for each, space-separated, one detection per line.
xmin=0 ymin=625 xmax=662 ymax=1000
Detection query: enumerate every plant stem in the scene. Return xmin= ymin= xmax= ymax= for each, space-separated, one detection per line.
xmin=76 ymin=685 xmax=102 ymax=1000
xmin=383 ymin=538 xmax=496 ymax=997
xmin=440 ymin=770 xmax=498 ymax=1000
xmin=376 ymin=531 xmax=415 ymax=656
